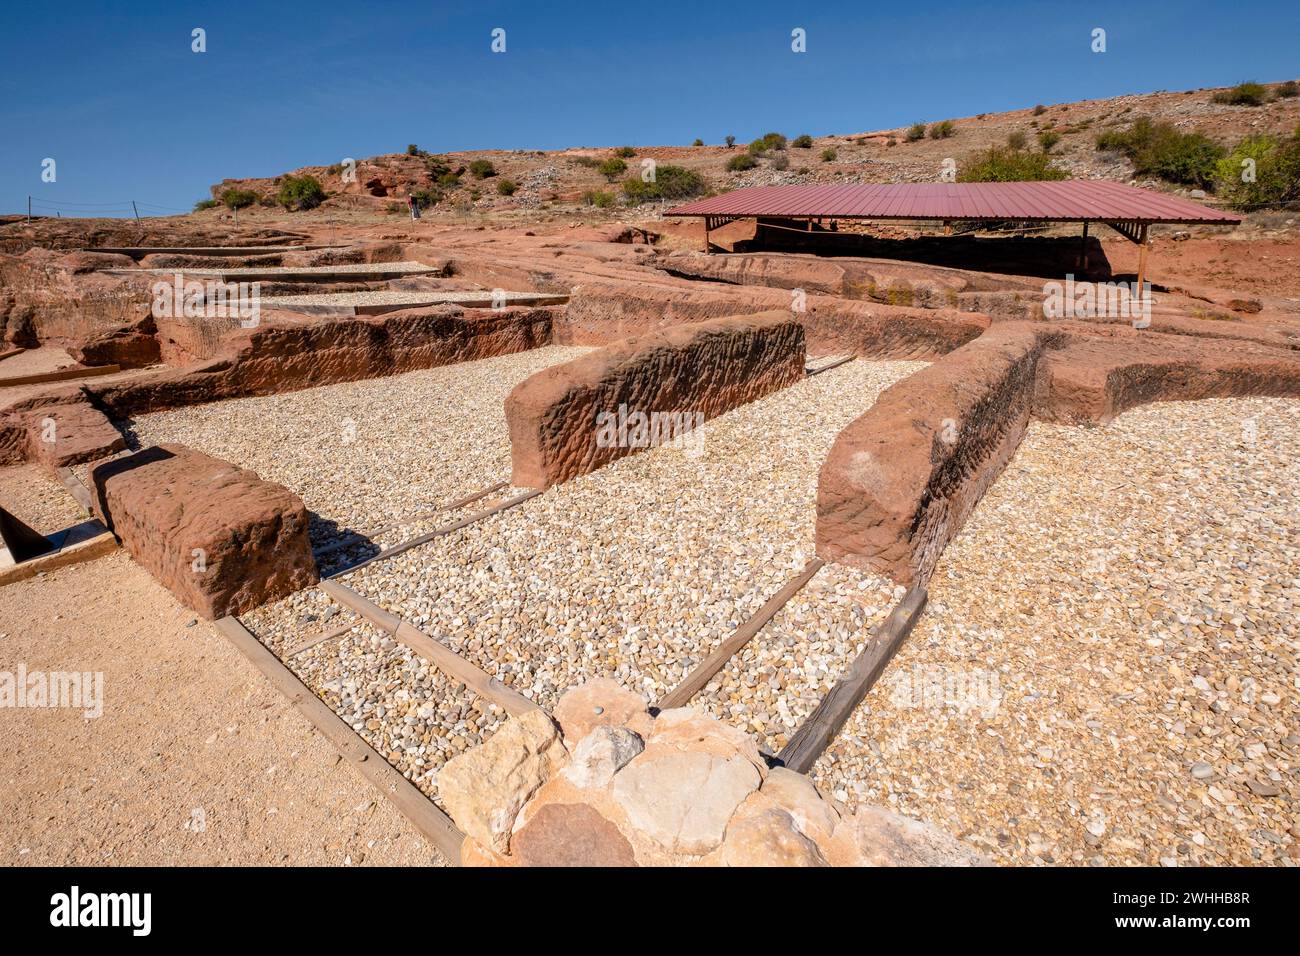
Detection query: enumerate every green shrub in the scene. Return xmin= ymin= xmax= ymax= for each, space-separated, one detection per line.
xmin=746 ymin=138 xmax=769 ymax=156
xmin=726 ymin=154 xmax=758 ymax=171
xmin=621 ymin=165 xmax=706 ymax=203
xmin=725 ymin=135 xmax=736 ymax=147
xmin=598 ymin=157 xmax=627 ymax=181
xmin=760 ymin=132 xmax=787 ymax=150
xmin=1006 ymin=130 xmax=1028 ymax=150
xmin=613 ymin=146 xmax=636 ymax=158
xmin=1037 ymin=130 xmax=1061 ymax=151
xmin=1212 ymin=82 xmax=1269 ymax=106
xmin=1032 ymin=104 xmax=1047 ymax=116
xmin=468 ymin=159 xmax=496 ymax=178
xmin=929 ymin=120 xmax=956 ymax=140
xmin=769 ymin=152 xmax=789 ymax=170
xmin=905 ymin=122 xmax=926 ymax=142
xmin=275 ymin=175 xmax=325 ymax=210
xmin=437 ymin=172 xmax=461 ymax=188
xmin=193 ymin=198 xmax=219 ymax=212
xmin=385 ymin=201 xmax=404 ymax=215
xmin=572 ymin=155 xmax=601 ymax=168
xmin=958 ymin=146 xmax=1068 ymax=182
xmin=407 ymin=144 xmax=421 ymax=156
xmin=220 ymin=187 xmax=258 ymax=210
xmin=496 ymin=178 xmax=518 ymax=196
xmin=410 ymin=187 xmax=441 ymax=208
xmin=1213 ymin=129 xmax=1300 ymax=208
xmin=821 ymin=147 xmax=837 ymax=162
xmin=584 ymin=190 xmax=616 ymax=208
xmin=692 ymin=138 xmax=704 ymax=147
xmin=792 ymin=134 xmax=814 ymax=148
xmin=1094 ymin=117 xmax=1225 ymax=187
xmin=1277 ymin=80 xmax=1299 ymax=99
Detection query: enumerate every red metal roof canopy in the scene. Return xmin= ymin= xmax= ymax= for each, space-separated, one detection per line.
xmin=664 ymin=181 xmax=1241 ymax=225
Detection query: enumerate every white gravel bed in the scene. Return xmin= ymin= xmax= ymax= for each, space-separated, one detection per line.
xmin=813 ymin=396 xmax=1300 ymax=867
xmin=126 ymin=346 xmax=590 ymax=547
xmin=240 ymin=593 xmax=505 ymax=806
xmin=342 ymin=360 xmax=925 ymax=714
xmin=259 ymin=290 xmax=548 ymax=307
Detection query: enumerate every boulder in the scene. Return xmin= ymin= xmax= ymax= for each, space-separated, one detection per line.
xmin=759 ymin=766 xmax=840 ymax=845
xmin=825 ymin=806 xmax=992 ymax=867
xmin=88 ymin=444 xmax=317 ymax=617
xmin=718 ymin=796 xmax=828 ymax=867
xmin=562 ymin=726 xmax=644 ymax=790
xmin=438 ymin=709 xmax=567 ymax=855
xmin=612 ymin=749 xmax=760 ymax=855
xmin=511 ymin=802 xmax=637 ymax=867
xmin=552 ymin=677 xmax=652 ymax=745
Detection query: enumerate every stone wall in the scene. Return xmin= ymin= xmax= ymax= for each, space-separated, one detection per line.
xmin=557 ymin=281 xmax=987 ymax=358
xmin=0 ymin=249 xmax=152 ymax=348
xmin=505 ymin=312 xmax=805 ymax=488
xmin=88 ymin=444 xmax=318 ymax=618
xmin=816 ymin=321 xmax=1300 ymax=585
xmin=95 ymin=304 xmax=557 ymax=418
xmin=441 ymin=679 xmax=989 ymax=867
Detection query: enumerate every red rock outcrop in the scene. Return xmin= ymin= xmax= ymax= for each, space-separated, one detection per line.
xmin=88 ymin=444 xmax=318 ymax=618
xmin=506 ymin=312 xmax=805 ymax=488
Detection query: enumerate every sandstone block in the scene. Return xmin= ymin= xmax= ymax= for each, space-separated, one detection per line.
xmin=438 ymin=709 xmax=566 ymax=855
xmin=506 ymin=312 xmax=805 ymax=488
xmin=825 ymin=806 xmax=991 ymax=867
xmin=88 ymin=443 xmax=317 ymax=618
xmin=511 ymin=802 xmax=637 ymax=867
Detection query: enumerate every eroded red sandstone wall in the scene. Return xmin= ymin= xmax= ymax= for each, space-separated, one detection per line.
xmin=506 ymin=312 xmax=806 ymax=488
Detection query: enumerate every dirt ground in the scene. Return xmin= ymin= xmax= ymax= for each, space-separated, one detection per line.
xmin=0 ymin=550 xmax=438 ymax=866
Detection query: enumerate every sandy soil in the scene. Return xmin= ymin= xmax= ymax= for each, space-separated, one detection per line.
xmin=0 ymin=551 xmax=438 ymax=866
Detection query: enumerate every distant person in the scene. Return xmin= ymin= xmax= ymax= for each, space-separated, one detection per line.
xmin=408 ymin=194 xmax=420 ymax=220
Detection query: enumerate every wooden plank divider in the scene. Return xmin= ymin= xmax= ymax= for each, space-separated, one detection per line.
xmin=658 ymin=557 xmax=825 ymax=710
xmin=319 ymin=579 xmax=540 ymax=719
xmin=312 ymin=480 xmax=509 ymax=561
xmin=0 ymin=364 xmax=120 ymax=388
xmin=326 ymin=488 xmax=541 ymax=579
xmin=775 ymin=586 xmax=928 ymax=774
xmin=213 ymin=615 xmax=465 ymax=864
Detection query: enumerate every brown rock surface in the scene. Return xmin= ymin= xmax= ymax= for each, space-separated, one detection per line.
xmin=825 ymin=806 xmax=992 ymax=867
xmin=22 ymin=396 xmax=126 ymax=468
xmin=88 ymin=443 xmax=317 ymax=618
xmin=552 ymin=677 xmax=653 ymax=745
xmin=506 ymin=312 xmax=805 ymax=487
xmin=511 ymin=802 xmax=637 ymax=867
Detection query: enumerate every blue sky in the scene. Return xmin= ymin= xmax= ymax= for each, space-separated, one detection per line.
xmin=2 ymin=0 xmax=1297 ymax=216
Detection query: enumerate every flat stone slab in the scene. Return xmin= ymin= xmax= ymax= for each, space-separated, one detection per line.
xmin=89 ymin=444 xmax=318 ymax=618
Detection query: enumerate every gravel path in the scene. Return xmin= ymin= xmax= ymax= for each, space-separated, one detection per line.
xmin=341 ymin=360 xmax=922 ymax=721
xmin=127 ymin=346 xmax=591 ymax=547
xmin=813 ymin=397 xmax=1299 ymax=867
xmin=0 ymin=463 xmax=86 ymax=532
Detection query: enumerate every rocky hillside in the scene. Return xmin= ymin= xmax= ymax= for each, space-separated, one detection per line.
xmin=208 ymin=79 xmax=1299 ymax=217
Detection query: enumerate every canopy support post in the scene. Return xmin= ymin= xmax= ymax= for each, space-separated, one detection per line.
xmin=1135 ymin=223 xmax=1150 ymax=299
